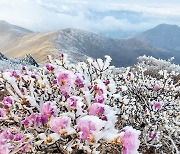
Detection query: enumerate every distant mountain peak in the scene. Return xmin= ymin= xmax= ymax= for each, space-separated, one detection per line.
xmin=0 ymin=20 xmax=7 ymax=23
xmin=0 ymin=20 xmax=32 ymax=33
xmin=0 ymin=20 xmax=33 ymax=51
xmin=156 ymin=23 xmax=179 ymax=28
xmin=135 ymin=23 xmax=180 ymax=64
xmin=153 ymin=23 xmax=180 ymax=31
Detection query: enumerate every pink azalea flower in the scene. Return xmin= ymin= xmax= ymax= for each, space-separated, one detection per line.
xmin=89 ymin=103 xmax=105 ymax=116
xmin=40 ymin=115 xmax=49 ymax=125
xmin=120 ymin=126 xmax=141 ymax=154
xmin=46 ymin=63 xmax=55 ymax=71
xmin=95 ymin=94 xmax=105 ymax=104
xmin=53 ymin=79 xmax=57 ymax=85
xmin=12 ymin=70 xmax=20 ymax=78
xmin=0 ymin=129 xmax=13 ymax=140
xmin=0 ymin=108 xmax=6 ymax=118
xmin=153 ymin=84 xmax=160 ymax=91
xmin=20 ymin=87 xmax=25 ymax=93
xmin=2 ymin=96 xmax=14 ymax=109
xmin=31 ymin=74 xmax=36 ymax=79
xmin=93 ymin=85 xmax=103 ymax=95
xmin=13 ymin=132 xmax=25 ymax=142
xmin=41 ymin=101 xmax=57 ymax=118
xmin=23 ymin=114 xmax=41 ymax=127
xmin=89 ymin=104 xmax=107 ymax=121
xmin=0 ymin=129 xmax=24 ymax=148
xmin=50 ymin=117 xmax=71 ymax=135
xmin=0 ymin=144 xmax=9 ymax=154
xmin=23 ymin=118 xmax=31 ymax=127
xmin=57 ymin=72 xmax=73 ymax=97
xmin=105 ymin=80 xmax=110 ymax=86
xmin=149 ymin=131 xmax=157 ymax=140
xmin=78 ymin=119 xmax=96 ymax=142
xmin=67 ymin=97 xmax=78 ymax=109
xmin=77 ymin=116 xmax=105 ymax=143
xmin=22 ymin=66 xmax=27 ymax=71
xmin=75 ymin=76 xmax=84 ymax=88
xmin=21 ymin=143 xmax=32 ymax=153
xmin=153 ymin=101 xmax=163 ymax=110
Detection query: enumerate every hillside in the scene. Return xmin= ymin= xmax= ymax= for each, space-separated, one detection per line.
xmin=0 ymin=20 xmax=32 ymax=52
xmin=54 ymin=28 xmax=170 ymax=66
xmin=135 ymin=24 xmax=180 ymax=63
xmin=3 ymin=31 xmax=58 ymax=62
xmin=0 ymin=21 xmax=172 ymax=67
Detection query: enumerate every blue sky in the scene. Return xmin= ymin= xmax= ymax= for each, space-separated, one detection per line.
xmin=0 ymin=0 xmax=180 ymax=32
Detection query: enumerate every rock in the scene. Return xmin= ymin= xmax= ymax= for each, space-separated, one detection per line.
xmin=0 ymin=52 xmax=8 ymax=60
xmin=23 ymin=54 xmax=39 ymax=67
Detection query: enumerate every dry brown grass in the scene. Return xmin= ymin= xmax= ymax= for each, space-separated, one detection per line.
xmin=1 ymin=31 xmax=59 ymax=63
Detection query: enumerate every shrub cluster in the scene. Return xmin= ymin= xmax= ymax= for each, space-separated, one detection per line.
xmin=0 ymin=54 xmax=179 ymax=154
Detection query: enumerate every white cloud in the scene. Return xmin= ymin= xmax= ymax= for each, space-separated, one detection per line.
xmin=0 ymin=0 xmax=180 ymax=33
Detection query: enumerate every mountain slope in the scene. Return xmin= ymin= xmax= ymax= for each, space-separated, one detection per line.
xmin=3 ymin=31 xmax=58 ymax=62
xmin=135 ymin=24 xmax=180 ymax=63
xmin=0 ymin=21 xmax=172 ymax=67
xmin=54 ymin=28 xmax=170 ymax=66
xmin=0 ymin=20 xmax=32 ymax=51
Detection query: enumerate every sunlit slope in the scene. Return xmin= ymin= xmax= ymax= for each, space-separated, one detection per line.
xmin=3 ymin=31 xmax=58 ymax=63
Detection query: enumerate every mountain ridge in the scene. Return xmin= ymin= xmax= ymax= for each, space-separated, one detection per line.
xmin=0 ymin=21 xmax=178 ymax=67
xmin=135 ymin=23 xmax=180 ymax=63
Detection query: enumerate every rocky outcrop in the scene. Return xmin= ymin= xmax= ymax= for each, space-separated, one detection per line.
xmin=0 ymin=52 xmax=38 ymax=71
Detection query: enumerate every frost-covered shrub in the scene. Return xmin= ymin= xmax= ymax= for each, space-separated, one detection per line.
xmin=0 ymin=54 xmax=140 ymax=154
xmin=116 ymin=65 xmax=179 ymax=153
xmin=137 ymin=55 xmax=180 ymax=73
xmin=0 ymin=54 xmax=179 ymax=154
